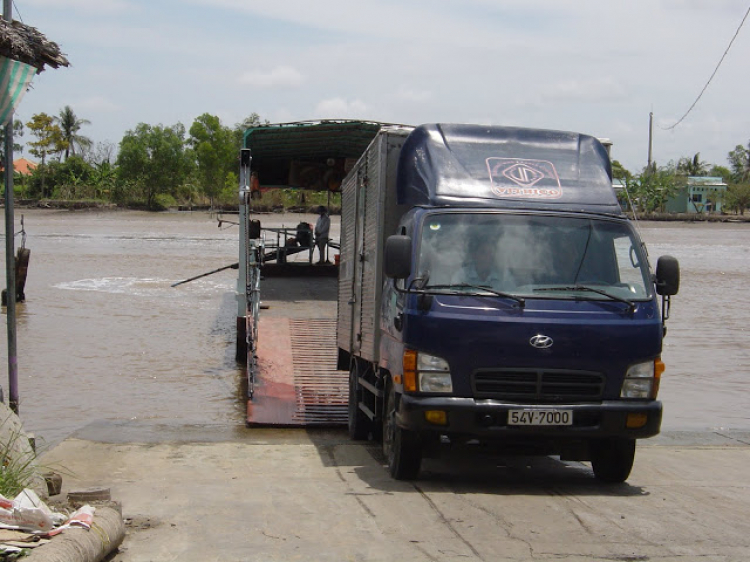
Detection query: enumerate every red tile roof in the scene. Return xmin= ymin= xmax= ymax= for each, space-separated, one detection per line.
xmin=0 ymin=158 xmax=37 ymax=175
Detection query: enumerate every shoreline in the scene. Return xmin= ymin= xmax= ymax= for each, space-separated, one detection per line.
xmin=4 ymin=200 xmax=341 ymax=214
xmin=3 ymin=200 xmax=750 ymax=222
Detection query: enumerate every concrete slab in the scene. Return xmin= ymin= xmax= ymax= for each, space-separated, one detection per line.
xmin=38 ymin=423 xmax=750 ymax=562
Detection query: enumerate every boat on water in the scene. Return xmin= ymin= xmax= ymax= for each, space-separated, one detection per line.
xmin=235 ymin=120 xmax=387 ymax=427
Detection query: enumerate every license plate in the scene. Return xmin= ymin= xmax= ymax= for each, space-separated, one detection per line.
xmin=508 ymin=409 xmax=573 ymax=426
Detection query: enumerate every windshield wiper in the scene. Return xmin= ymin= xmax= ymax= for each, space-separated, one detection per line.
xmin=423 ymin=283 xmax=525 ymax=307
xmin=534 ymin=284 xmax=634 ymax=312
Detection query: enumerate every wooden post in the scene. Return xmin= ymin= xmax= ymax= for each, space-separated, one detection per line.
xmin=3 ymin=0 xmax=19 ymax=413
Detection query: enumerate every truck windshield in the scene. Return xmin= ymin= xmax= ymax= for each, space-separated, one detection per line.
xmin=416 ymin=213 xmax=652 ymax=301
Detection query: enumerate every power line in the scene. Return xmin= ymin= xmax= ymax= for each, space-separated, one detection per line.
xmin=661 ymin=3 xmax=750 ymax=131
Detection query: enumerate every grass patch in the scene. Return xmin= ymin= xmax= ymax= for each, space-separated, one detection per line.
xmin=0 ymin=423 xmax=37 ymax=498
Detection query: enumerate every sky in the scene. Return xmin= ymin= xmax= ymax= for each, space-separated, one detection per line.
xmin=11 ymin=0 xmax=750 ymax=174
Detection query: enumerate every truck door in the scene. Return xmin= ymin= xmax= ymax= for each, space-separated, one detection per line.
xmin=349 ymin=164 xmax=368 ymax=356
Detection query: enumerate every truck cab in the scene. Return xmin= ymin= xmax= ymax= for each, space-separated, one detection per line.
xmin=340 ymin=123 xmax=679 ymax=482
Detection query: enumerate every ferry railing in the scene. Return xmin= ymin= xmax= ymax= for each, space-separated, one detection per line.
xmin=245 ymin=237 xmax=263 ymax=398
xmin=238 ymin=147 xmax=263 ymax=397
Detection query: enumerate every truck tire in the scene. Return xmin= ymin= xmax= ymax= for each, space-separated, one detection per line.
xmin=348 ymin=363 xmax=370 ymax=440
xmin=590 ymin=438 xmax=636 ymax=483
xmin=382 ymin=381 xmax=422 ymax=480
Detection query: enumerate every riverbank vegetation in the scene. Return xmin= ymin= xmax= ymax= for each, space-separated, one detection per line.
xmin=3 ymin=106 xmax=750 ymax=215
xmin=612 ymin=150 xmax=750 ymax=216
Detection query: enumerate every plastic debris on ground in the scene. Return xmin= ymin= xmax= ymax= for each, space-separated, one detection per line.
xmin=0 ymin=488 xmax=96 ymax=556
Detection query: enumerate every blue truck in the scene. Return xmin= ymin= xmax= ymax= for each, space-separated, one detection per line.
xmin=337 ymin=123 xmax=679 ymax=482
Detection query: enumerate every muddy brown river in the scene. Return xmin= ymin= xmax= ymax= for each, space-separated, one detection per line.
xmin=1 ymin=210 xmax=748 ymax=448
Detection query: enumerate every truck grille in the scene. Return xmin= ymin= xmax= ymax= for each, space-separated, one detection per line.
xmin=472 ymin=369 xmax=605 ymax=402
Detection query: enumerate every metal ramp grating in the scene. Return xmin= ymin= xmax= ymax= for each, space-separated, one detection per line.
xmin=247 ymin=317 xmax=348 ymax=427
xmin=289 ymin=319 xmax=348 ymax=425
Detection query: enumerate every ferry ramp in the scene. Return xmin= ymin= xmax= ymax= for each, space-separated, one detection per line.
xmin=247 ymin=266 xmax=348 ymax=427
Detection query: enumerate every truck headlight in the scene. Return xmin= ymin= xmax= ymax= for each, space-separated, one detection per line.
xmin=621 ymin=359 xmax=663 ymax=399
xmin=417 ymin=353 xmax=453 ymax=393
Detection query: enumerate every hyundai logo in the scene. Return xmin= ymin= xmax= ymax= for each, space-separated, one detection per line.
xmin=529 ymin=334 xmax=553 ymax=349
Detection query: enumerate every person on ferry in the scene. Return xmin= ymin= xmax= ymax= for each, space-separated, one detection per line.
xmin=314 ymin=206 xmax=331 ymax=264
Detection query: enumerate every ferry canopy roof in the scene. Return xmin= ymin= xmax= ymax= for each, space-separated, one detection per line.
xmin=243 ymin=120 xmax=385 ymax=190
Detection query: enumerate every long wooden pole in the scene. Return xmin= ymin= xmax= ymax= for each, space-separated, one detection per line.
xmin=647 ymin=111 xmax=654 ymax=173
xmin=170 ymin=263 xmax=239 ymax=288
xmin=3 ymin=0 xmax=19 ymax=413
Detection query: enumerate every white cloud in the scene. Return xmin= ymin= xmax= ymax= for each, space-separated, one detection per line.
xmin=189 ymin=0 xmax=506 ymax=47
xmin=76 ymin=96 xmax=122 ymax=113
xmin=314 ymin=98 xmax=369 ymax=118
xmin=538 ymin=78 xmax=630 ymax=104
xmin=270 ymin=108 xmax=296 ymax=123
xmin=661 ymin=0 xmax=747 ymax=12
xmin=239 ymin=66 xmax=305 ymax=88
xmin=24 ymin=0 xmax=134 ymax=15
xmin=396 ymin=89 xmax=433 ymax=104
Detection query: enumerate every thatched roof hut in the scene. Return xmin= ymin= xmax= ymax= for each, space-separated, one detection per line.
xmin=0 ymin=18 xmax=69 ymax=72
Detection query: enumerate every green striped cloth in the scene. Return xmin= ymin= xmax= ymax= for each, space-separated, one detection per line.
xmin=0 ymin=56 xmax=36 ymax=127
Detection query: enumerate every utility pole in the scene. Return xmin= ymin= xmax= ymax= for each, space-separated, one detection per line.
xmin=3 ymin=0 xmax=19 ymax=413
xmin=647 ymin=111 xmax=654 ymax=173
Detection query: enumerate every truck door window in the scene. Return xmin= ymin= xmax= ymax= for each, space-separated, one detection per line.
xmin=612 ymin=236 xmax=650 ymax=298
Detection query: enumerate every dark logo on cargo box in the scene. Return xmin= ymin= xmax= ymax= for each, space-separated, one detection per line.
xmin=486 ymin=158 xmax=562 ymax=199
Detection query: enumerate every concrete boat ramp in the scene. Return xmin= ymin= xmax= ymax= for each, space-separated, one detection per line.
xmin=40 ymin=425 xmax=750 ymax=561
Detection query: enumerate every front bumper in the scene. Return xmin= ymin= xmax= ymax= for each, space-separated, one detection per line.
xmin=398 ymin=395 xmax=662 ymax=440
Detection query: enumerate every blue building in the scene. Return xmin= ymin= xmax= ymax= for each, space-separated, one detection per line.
xmin=665 ymin=176 xmax=727 ymax=214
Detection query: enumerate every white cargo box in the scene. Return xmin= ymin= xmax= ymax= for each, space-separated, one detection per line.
xmin=337 ymin=127 xmax=412 ymax=363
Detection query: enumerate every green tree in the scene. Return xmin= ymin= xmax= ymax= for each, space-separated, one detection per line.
xmin=233 ymin=113 xmax=267 ymax=148
xmin=728 ymin=142 xmax=750 ymax=183
xmin=26 ymin=113 xmax=67 ymax=165
xmin=724 ymin=183 xmax=750 ymax=215
xmin=24 ymin=156 xmax=98 ymax=200
xmin=26 ymin=113 xmax=68 ymax=197
xmin=55 ymin=106 xmax=92 ymax=160
xmin=632 ymin=166 xmax=680 ymax=213
xmin=116 ymin=123 xmax=191 ymax=209
xmin=676 ymin=152 xmax=708 ymax=177
xmin=611 ymin=159 xmax=632 ymax=181
xmin=50 ymin=155 xmax=93 ymax=199
xmin=708 ymin=165 xmax=732 ymax=183
xmin=188 ymin=113 xmax=236 ymax=207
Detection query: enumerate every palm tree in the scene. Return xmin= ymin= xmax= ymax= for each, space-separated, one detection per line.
xmin=677 ymin=152 xmax=708 ymax=177
xmin=55 ymin=106 xmax=92 ymax=160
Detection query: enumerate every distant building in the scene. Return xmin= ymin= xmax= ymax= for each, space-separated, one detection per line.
xmin=12 ymin=158 xmax=36 ymax=175
xmin=0 ymin=157 xmax=37 ymax=175
xmin=665 ymin=176 xmax=727 ymax=214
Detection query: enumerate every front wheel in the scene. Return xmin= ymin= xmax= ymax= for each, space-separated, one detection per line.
xmin=382 ymin=381 xmax=422 ymax=480
xmin=590 ymin=438 xmax=636 ymax=483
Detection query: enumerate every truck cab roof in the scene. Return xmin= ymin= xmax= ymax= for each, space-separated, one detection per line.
xmin=397 ymin=123 xmax=622 ymax=216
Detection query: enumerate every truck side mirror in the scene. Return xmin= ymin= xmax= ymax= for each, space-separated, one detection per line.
xmin=384 ymin=235 xmax=412 ymax=279
xmin=655 ymin=255 xmax=680 ymax=296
